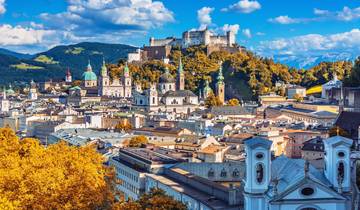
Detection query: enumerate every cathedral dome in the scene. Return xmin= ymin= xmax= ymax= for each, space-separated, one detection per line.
xmin=159 ymin=68 xmax=175 ymax=83
xmin=82 ymin=71 xmax=97 ymax=81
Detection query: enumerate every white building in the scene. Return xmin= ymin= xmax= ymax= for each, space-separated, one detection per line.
xmin=127 ymin=49 xmax=142 ymax=63
xmin=322 ymin=74 xmax=342 ymax=99
xmin=287 ymin=85 xmax=306 ymax=99
xmin=0 ymin=89 xmax=9 ymax=112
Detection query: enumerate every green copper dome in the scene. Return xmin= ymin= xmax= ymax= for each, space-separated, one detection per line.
xmin=82 ymin=60 xmax=97 ymax=81
xmin=82 ymin=71 xmax=97 ymax=81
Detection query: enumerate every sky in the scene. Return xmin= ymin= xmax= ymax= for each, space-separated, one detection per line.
xmin=0 ymin=0 xmax=359 ymax=59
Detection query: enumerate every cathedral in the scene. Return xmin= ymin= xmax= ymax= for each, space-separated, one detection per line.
xmin=72 ymin=60 xmax=132 ymax=98
xmin=69 ymin=59 xmax=226 ymax=111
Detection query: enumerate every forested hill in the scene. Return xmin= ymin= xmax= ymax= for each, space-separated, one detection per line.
xmin=0 ymin=42 xmax=136 ymax=84
xmin=108 ymin=45 xmax=356 ymax=100
xmin=0 ymin=43 xmax=358 ymax=101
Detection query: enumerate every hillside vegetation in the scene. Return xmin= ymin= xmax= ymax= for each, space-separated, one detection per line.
xmin=109 ymin=46 xmax=355 ymax=100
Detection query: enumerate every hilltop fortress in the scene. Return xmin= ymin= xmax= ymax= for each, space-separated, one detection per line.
xmin=128 ymin=28 xmax=244 ymax=62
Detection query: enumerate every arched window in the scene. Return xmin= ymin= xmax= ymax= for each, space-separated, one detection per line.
xmin=232 ymin=169 xmax=240 ymax=177
xmin=256 ymin=163 xmax=264 ymax=183
xmin=220 ymin=168 xmax=227 ymax=177
xmin=338 ymin=162 xmax=345 ymax=182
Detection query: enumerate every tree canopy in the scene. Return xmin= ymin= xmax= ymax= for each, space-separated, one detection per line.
xmin=108 ymin=46 xmax=356 ymax=100
xmin=0 ymin=127 xmax=114 ymax=210
xmin=128 ymin=135 xmax=148 ymax=147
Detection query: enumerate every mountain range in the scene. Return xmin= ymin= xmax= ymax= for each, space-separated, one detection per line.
xmin=274 ymin=52 xmax=357 ymax=69
xmin=0 ymin=42 xmax=136 ymax=84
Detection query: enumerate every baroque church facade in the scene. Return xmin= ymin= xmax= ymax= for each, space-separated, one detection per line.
xmin=244 ymin=135 xmax=356 ymax=210
xmin=69 ymin=59 xmax=226 ymax=111
xmin=133 ymin=58 xmax=200 ymax=114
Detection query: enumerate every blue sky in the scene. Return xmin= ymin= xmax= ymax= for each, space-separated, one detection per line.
xmin=0 ymin=0 xmax=359 ymax=59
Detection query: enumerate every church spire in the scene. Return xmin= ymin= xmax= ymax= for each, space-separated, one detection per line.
xmin=217 ymin=62 xmax=224 ymax=83
xmin=101 ymin=58 xmax=107 ymax=76
xmin=87 ymin=60 xmax=92 ymax=71
xmin=216 ymin=62 xmax=225 ymax=104
xmin=177 ymin=57 xmax=185 ymax=90
xmin=124 ymin=62 xmax=130 ymax=77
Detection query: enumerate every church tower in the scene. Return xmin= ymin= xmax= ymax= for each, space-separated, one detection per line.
xmin=323 ymin=135 xmax=352 ymax=192
xmin=0 ymin=88 xmax=9 ymax=112
xmin=28 ymin=80 xmax=38 ymax=100
xmin=123 ymin=63 xmax=132 ymax=98
xmin=65 ymin=68 xmax=72 ymax=83
xmin=244 ymin=137 xmax=272 ymax=210
xmin=99 ymin=59 xmax=110 ymax=96
xmin=216 ymin=63 xmax=225 ymax=104
xmin=203 ymin=79 xmax=213 ymax=99
xmin=177 ymin=57 xmax=185 ymax=90
xmin=149 ymin=83 xmax=158 ymax=106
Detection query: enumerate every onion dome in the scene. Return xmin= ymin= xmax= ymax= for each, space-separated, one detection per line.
xmin=82 ymin=60 xmax=97 ymax=81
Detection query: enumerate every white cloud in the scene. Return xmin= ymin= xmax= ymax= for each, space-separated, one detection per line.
xmin=41 ymin=0 xmax=174 ymax=36
xmin=0 ymin=24 xmax=55 ymax=46
xmin=0 ymin=0 xmax=5 ymax=14
xmin=258 ymin=28 xmax=360 ymax=57
xmin=313 ymin=8 xmax=329 ymax=16
xmin=268 ymin=15 xmax=300 ymax=24
xmin=256 ymin=32 xmax=265 ymax=36
xmin=336 ymin=6 xmax=360 ymax=21
xmin=197 ymin=7 xmax=214 ymax=30
xmin=269 ymin=6 xmax=360 ymax=25
xmin=222 ymin=24 xmax=240 ymax=35
xmin=242 ymin=28 xmax=251 ymax=38
xmin=222 ymin=0 xmax=261 ymax=13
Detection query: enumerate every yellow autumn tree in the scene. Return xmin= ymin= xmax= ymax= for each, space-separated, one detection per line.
xmin=115 ymin=120 xmax=133 ymax=132
xmin=0 ymin=127 xmax=116 ymax=210
xmin=128 ymin=136 xmax=148 ymax=147
xmin=228 ymin=98 xmax=240 ymax=106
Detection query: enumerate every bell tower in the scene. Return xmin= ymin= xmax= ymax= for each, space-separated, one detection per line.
xmin=176 ymin=57 xmax=185 ymax=90
xmin=323 ymin=135 xmax=352 ymax=192
xmin=99 ymin=59 xmax=110 ymax=96
xmin=216 ymin=63 xmax=225 ymax=104
xmin=244 ymin=137 xmax=272 ymax=210
xmin=123 ymin=63 xmax=132 ymax=98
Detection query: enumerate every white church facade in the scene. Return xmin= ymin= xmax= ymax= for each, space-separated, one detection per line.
xmin=244 ymin=135 xmax=355 ymax=210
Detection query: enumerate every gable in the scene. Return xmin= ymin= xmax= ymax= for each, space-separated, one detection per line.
xmin=271 ymin=178 xmax=345 ymax=202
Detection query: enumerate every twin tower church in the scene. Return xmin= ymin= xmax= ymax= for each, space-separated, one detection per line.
xmin=74 ymin=59 xmax=226 ymax=112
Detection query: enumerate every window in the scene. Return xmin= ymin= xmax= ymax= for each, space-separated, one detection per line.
xmin=208 ymin=169 xmax=215 ymax=177
xmin=220 ymin=168 xmax=227 ymax=177
xmin=232 ymin=169 xmax=240 ymax=177
xmin=338 ymin=162 xmax=345 ymax=182
xmin=256 ymin=153 xmax=264 ymax=160
xmin=301 ymin=187 xmax=315 ymax=196
xmin=256 ymin=163 xmax=264 ymax=183
xmin=338 ymin=151 xmax=345 ymax=158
